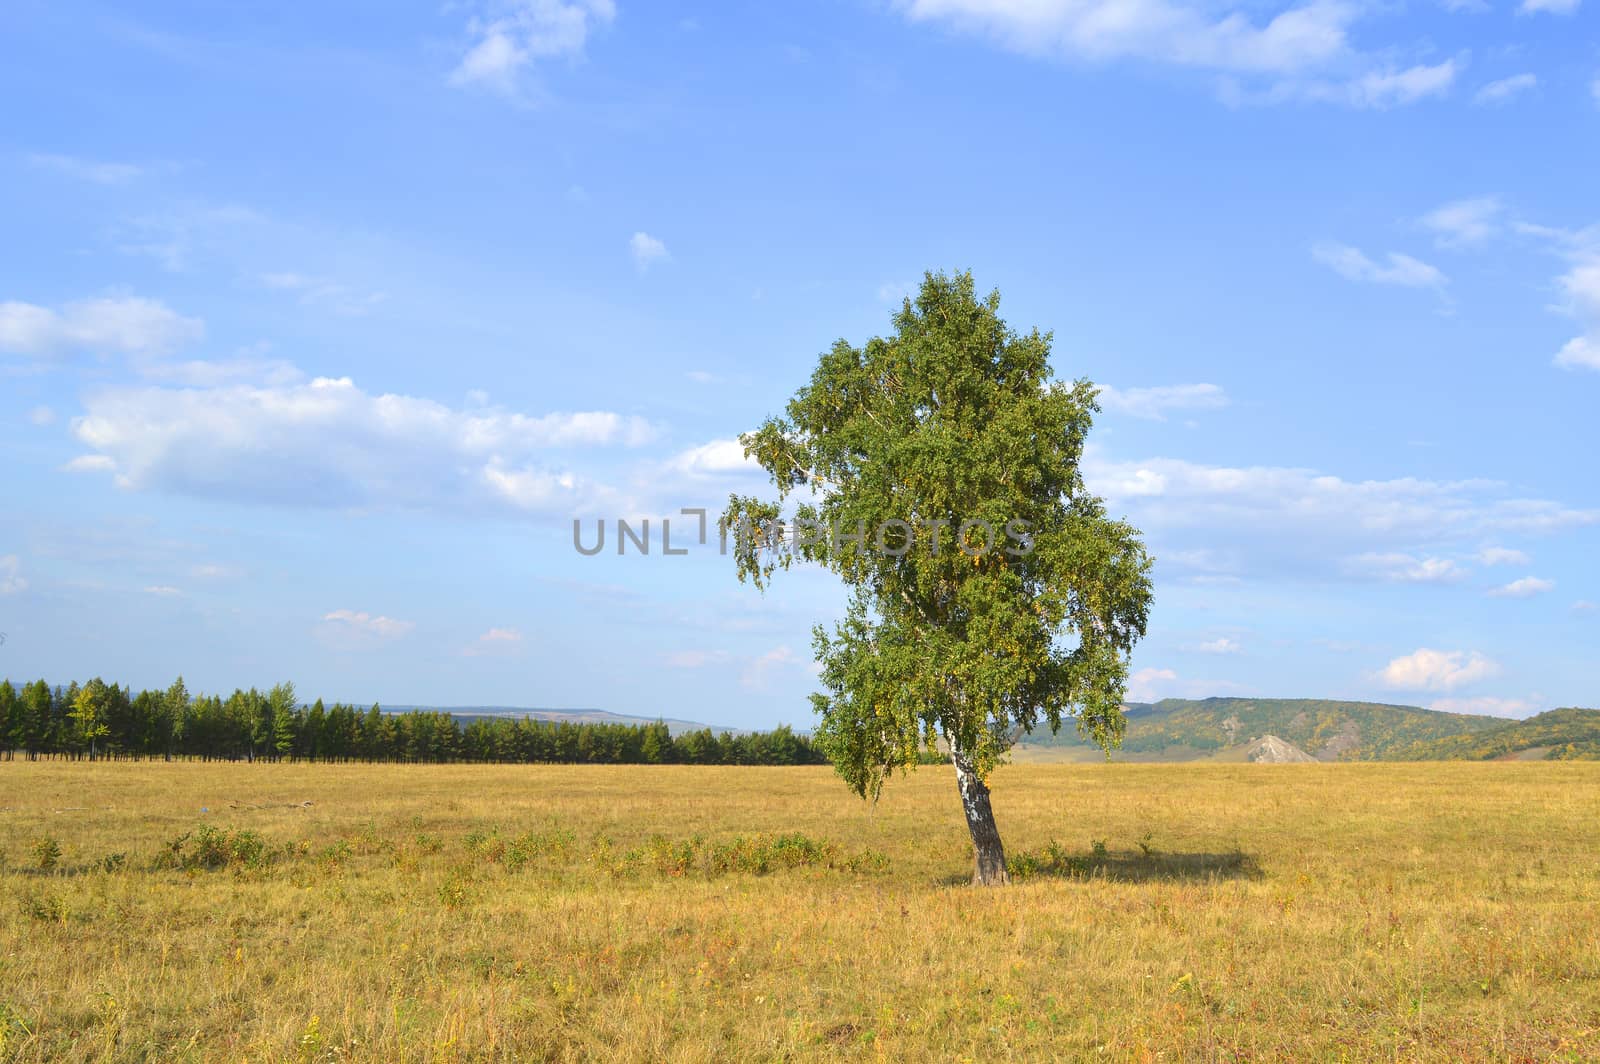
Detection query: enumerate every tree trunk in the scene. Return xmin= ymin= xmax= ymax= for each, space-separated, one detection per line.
xmin=950 ymin=742 xmax=1009 ymax=886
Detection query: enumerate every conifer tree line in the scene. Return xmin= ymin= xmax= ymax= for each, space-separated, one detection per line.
xmin=0 ymin=677 xmax=829 ymax=765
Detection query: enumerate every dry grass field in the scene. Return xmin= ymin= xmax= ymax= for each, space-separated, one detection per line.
xmin=2 ymin=760 xmax=1598 ymax=1062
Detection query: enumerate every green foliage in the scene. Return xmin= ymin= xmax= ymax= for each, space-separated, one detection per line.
xmin=723 ymin=271 xmax=1152 ymax=799
xmin=1394 ymin=708 xmax=1600 ymax=761
xmin=30 ymin=836 xmax=62 ymax=872
xmin=0 ymin=674 xmax=827 ymax=766
xmin=153 ymin=826 xmax=274 ymax=872
xmin=1006 ymin=838 xmax=1259 ymax=882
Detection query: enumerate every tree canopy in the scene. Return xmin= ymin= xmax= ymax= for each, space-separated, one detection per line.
xmin=723 ymin=271 xmax=1153 ymax=883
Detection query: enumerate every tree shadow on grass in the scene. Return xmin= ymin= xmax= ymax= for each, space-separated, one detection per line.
xmin=938 ymin=843 xmax=1263 ymax=886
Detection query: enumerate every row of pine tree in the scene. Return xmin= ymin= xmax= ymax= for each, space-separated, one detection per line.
xmin=0 ymin=677 xmax=828 ymax=766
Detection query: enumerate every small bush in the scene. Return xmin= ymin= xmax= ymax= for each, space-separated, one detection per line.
xmin=31 ymin=836 xmax=62 ymax=873
xmin=153 ymin=826 xmax=274 ymax=872
xmin=504 ymin=828 xmax=576 ymax=871
xmin=21 ymin=891 xmax=67 ymax=923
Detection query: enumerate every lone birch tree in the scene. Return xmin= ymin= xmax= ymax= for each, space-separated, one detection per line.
xmin=723 ymin=271 xmax=1153 ymax=885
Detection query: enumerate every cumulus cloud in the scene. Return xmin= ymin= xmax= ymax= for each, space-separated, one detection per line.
xmin=67 ymin=371 xmax=654 ymax=515
xmin=630 ymin=232 xmax=670 ymax=271
xmin=450 ymin=0 xmax=616 ymax=94
xmin=1473 ymin=74 xmax=1537 ymax=106
xmin=1379 ymin=648 xmax=1500 ymax=691
xmin=1126 ymin=666 xmax=1179 ymax=702
xmin=1518 ymin=0 xmax=1579 ymax=13
xmin=1096 ymin=383 xmax=1229 ymax=420
xmin=1085 ymin=451 xmax=1599 ymax=542
xmin=1488 ymin=576 xmax=1555 ymax=598
xmin=0 ymin=296 xmax=204 ymax=359
xmin=1347 ymin=552 xmax=1464 ymax=584
xmin=462 ymin=626 xmax=525 ymax=656
xmin=892 ymin=0 xmax=1468 ymax=108
xmin=897 ymin=0 xmax=1352 ymax=74
xmin=1553 ymin=260 xmax=1600 ymax=371
xmin=1335 ymin=60 xmax=1459 ymax=108
xmin=1421 ymin=198 xmax=1503 ymax=247
xmin=322 ymin=609 xmax=414 ymax=639
xmin=0 ymin=555 xmax=25 ymax=596
xmin=1187 ymin=637 xmax=1242 ymax=655
xmin=664 ymin=438 xmax=761 ymax=479
xmin=1313 ymin=243 xmax=1446 ymax=288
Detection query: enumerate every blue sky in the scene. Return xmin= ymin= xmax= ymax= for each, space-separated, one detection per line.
xmin=1 ymin=0 xmax=1596 ymax=727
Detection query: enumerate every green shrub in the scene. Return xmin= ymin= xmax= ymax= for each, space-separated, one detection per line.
xmin=31 ymin=836 xmax=62 ymax=873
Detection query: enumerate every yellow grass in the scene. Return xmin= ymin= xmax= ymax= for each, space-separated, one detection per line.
xmin=2 ymin=760 xmax=1598 ymax=1061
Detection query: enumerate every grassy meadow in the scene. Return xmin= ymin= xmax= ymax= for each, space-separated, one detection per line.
xmin=1 ymin=760 xmax=1598 ymax=1061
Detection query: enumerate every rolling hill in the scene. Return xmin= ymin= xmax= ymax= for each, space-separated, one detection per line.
xmin=1015 ymin=697 xmax=1514 ymax=762
xmin=1391 ymin=708 xmax=1600 ymax=761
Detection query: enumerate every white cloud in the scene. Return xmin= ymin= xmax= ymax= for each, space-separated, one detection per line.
xmin=1421 ymin=197 xmax=1503 ymax=247
xmin=1187 ymin=637 xmax=1242 ymax=655
xmin=68 ymin=370 xmax=653 ymax=515
xmin=260 ymin=272 xmax=387 ymax=316
xmin=450 ymin=0 xmax=616 ymax=94
xmin=1476 ymin=546 xmax=1529 ymax=566
xmin=62 ymin=454 xmax=118 ymax=474
xmin=1488 ymin=576 xmax=1555 ymax=598
xmin=1313 ymin=243 xmax=1446 ymax=288
xmin=665 ymin=438 xmax=761 ymax=479
xmin=322 ymin=609 xmax=414 ymax=639
xmin=1097 ymin=383 xmax=1229 ymax=420
xmin=142 ymin=585 xmax=182 ymax=596
xmin=0 ymin=555 xmax=25 ymax=596
xmin=1429 ymin=696 xmax=1535 ymax=717
xmin=1379 ymin=648 xmax=1500 ymax=691
xmin=1573 ymin=600 xmax=1597 ymax=612
xmin=1085 ymin=451 xmax=1600 ymax=543
xmin=27 ymin=152 xmax=144 ymax=184
xmin=663 ymin=649 xmax=732 ymax=669
xmin=1553 ymin=260 xmax=1600 ymax=371
xmin=1338 ymin=60 xmax=1459 ymax=109
xmin=1348 ymin=552 xmax=1464 ymax=583
xmin=462 ymin=626 xmax=525 ymax=656
xmin=1126 ymin=666 xmax=1179 ymax=702
xmin=741 ymin=645 xmax=813 ymax=691
xmin=630 ymin=232 xmax=670 ymax=271
xmin=0 ymin=296 xmax=204 ymax=359
xmin=1473 ymin=74 xmax=1537 ymax=106
xmin=1560 ymin=336 xmax=1600 ymax=370
xmin=894 ymin=0 xmax=1352 ymax=76
xmin=1518 ymin=0 xmax=1579 ymax=13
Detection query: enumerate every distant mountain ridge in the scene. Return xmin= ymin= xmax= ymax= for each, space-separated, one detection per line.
xmin=1017 ymin=697 xmax=1520 ymax=762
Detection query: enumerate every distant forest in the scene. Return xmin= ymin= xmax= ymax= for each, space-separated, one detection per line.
xmin=0 ymin=677 xmax=828 ymax=766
